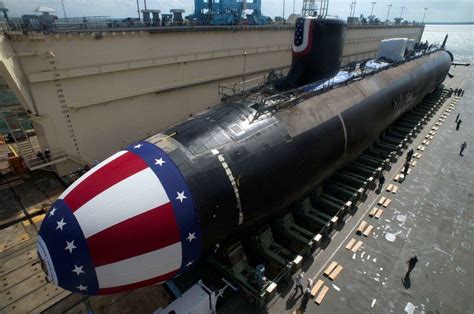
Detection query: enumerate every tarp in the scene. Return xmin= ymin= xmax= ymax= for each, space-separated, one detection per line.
xmin=377 ymin=38 xmax=408 ymax=61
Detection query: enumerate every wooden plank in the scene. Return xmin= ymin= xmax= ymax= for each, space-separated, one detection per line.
xmin=382 ymin=198 xmax=391 ymax=208
xmin=377 ymin=197 xmax=386 ymax=206
xmin=315 ymin=286 xmax=329 ymax=305
xmin=1 ymin=233 xmax=31 ymax=253
xmin=310 ymin=279 xmax=324 ymax=297
xmin=351 ymin=240 xmax=363 ymax=252
xmin=324 ymin=261 xmax=338 ymax=276
xmin=0 ymin=273 xmax=48 ymax=308
xmin=345 ymin=238 xmax=356 ymax=250
xmin=363 ymin=225 xmax=374 ymax=237
xmin=369 ymin=207 xmax=378 ymax=217
xmin=329 ymin=265 xmax=344 ymax=281
xmin=0 ymin=207 xmax=45 ymax=229
xmin=2 ymin=283 xmax=65 ymax=313
xmin=357 ymin=221 xmax=368 ymax=234
xmin=374 ymin=208 xmax=384 ymax=219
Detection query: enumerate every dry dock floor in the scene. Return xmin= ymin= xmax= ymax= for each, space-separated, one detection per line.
xmin=1 ymin=66 xmax=473 ymax=313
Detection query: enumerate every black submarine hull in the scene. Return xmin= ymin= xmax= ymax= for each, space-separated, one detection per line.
xmin=37 ymin=17 xmax=452 ymax=295
xmin=155 ymin=50 xmax=452 ymax=250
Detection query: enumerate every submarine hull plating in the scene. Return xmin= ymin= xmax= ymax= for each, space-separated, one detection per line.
xmin=163 ymin=50 xmax=451 ymax=248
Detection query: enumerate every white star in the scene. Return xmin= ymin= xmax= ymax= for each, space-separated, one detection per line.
xmin=154 ymin=158 xmax=165 ymax=166
xmin=134 ymin=144 xmax=143 ymax=149
xmin=77 ymin=284 xmax=88 ymax=291
xmin=65 ymin=240 xmax=77 ymax=253
xmin=176 ymin=191 xmax=187 ymax=203
xmin=72 ymin=265 xmax=85 ymax=276
xmin=186 ymin=261 xmax=194 ymax=267
xmin=186 ymin=232 xmax=196 ymax=242
xmin=49 ymin=207 xmax=57 ymax=217
xmin=56 ymin=218 xmax=67 ymax=231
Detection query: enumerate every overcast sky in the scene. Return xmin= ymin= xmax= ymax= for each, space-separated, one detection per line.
xmin=2 ymin=0 xmax=473 ymax=22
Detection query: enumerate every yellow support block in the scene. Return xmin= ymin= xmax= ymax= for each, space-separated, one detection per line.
xmin=23 ymin=214 xmax=46 ymax=226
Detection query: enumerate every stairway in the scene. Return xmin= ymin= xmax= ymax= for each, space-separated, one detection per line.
xmin=2 ymin=113 xmax=37 ymax=167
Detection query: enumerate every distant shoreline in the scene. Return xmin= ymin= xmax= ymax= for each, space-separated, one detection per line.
xmin=425 ymin=22 xmax=473 ymax=25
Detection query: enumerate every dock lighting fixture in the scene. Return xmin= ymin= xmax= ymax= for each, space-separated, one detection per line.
xmin=386 ymin=4 xmax=392 ymax=22
xmin=400 ymin=6 xmax=406 ymax=20
xmin=422 ymin=8 xmax=429 ymax=24
xmin=370 ymin=2 xmax=376 ymax=16
xmin=283 ymin=0 xmax=286 ymax=19
xmin=349 ymin=1 xmax=357 ymax=18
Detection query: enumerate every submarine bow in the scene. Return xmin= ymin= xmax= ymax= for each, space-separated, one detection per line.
xmin=38 ymin=143 xmax=202 ymax=295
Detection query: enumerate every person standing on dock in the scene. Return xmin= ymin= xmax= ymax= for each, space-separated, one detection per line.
xmin=455 ymin=113 xmax=460 ymax=123
xmin=403 ymin=162 xmax=410 ymax=176
xmin=305 ymin=278 xmax=314 ymax=297
xmin=405 ymin=256 xmax=418 ymax=278
xmin=460 ymin=141 xmax=467 ymax=156
xmin=378 ymin=175 xmax=385 ymax=190
xmin=406 ymin=148 xmax=414 ymax=163
xmin=456 ymin=119 xmax=462 ymax=131
xmin=294 ymin=273 xmax=304 ymax=295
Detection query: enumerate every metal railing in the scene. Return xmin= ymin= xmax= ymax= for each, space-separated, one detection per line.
xmin=248 ymin=47 xmax=442 ymax=122
xmin=26 ymin=148 xmax=68 ymax=170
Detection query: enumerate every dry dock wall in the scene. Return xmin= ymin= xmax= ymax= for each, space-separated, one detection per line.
xmin=1 ymin=25 xmax=423 ymax=174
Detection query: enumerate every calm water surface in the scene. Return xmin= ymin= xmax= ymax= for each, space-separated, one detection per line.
xmin=422 ymin=24 xmax=474 ymax=61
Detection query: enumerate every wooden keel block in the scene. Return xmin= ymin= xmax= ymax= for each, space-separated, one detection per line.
xmin=378 ymin=197 xmax=386 ymax=206
xmin=329 ymin=265 xmax=344 ymax=281
xmin=369 ymin=207 xmax=379 ymax=217
xmin=386 ymin=184 xmax=394 ymax=192
xmin=346 ymin=238 xmax=356 ymax=250
xmin=374 ymin=208 xmax=384 ymax=219
xmin=310 ymin=279 xmax=324 ymax=297
xmin=357 ymin=220 xmax=368 ymax=234
xmin=324 ymin=261 xmax=338 ymax=276
xmin=363 ymin=225 xmax=374 ymax=237
xmin=382 ymin=198 xmax=392 ymax=208
xmin=315 ymin=286 xmax=329 ymax=305
xmin=392 ymin=185 xmax=398 ymax=194
xmin=394 ymin=174 xmax=400 ymax=182
xmin=351 ymin=240 xmax=363 ymax=252
xmin=411 ymin=160 xmax=417 ymax=167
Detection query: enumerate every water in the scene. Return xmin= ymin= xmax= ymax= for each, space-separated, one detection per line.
xmin=422 ymin=24 xmax=474 ymax=61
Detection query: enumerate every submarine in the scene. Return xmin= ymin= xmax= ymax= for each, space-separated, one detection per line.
xmin=37 ymin=16 xmax=452 ymax=295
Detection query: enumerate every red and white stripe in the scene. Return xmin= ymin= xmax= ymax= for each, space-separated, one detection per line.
xmin=58 ymin=151 xmax=182 ymax=291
